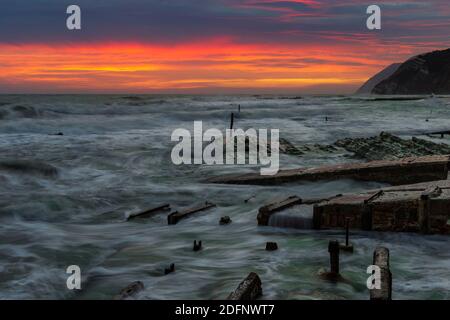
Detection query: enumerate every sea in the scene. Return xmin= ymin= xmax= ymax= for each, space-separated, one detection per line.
xmin=0 ymin=94 xmax=449 ymax=299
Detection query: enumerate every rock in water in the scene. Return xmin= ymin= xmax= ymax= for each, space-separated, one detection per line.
xmin=372 ymin=48 xmax=450 ymax=94
xmin=265 ymin=242 xmax=278 ymax=251
xmin=219 ymin=216 xmax=232 ymax=225
xmin=227 ymin=272 xmax=262 ymax=300
xmin=114 ymin=281 xmax=144 ymax=300
xmin=0 ymin=160 xmax=58 ymax=177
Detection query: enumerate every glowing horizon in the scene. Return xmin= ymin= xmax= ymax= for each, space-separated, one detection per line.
xmin=0 ymin=40 xmax=430 ymax=94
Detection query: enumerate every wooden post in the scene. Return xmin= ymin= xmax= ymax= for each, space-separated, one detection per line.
xmin=193 ymin=240 xmax=202 ymax=251
xmin=227 ymin=272 xmax=262 ymax=300
xmin=238 ymin=104 xmax=241 ymax=113
xmin=318 ymin=240 xmax=344 ymax=281
xmin=370 ymin=247 xmax=392 ymax=300
xmin=328 ymin=240 xmax=340 ymax=275
xmin=265 ymin=242 xmax=278 ymax=251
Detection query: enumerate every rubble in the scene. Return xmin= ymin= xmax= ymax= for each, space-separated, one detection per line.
xmin=280 ymin=133 xmax=450 ymax=160
xmin=335 ymin=132 xmax=450 ymax=161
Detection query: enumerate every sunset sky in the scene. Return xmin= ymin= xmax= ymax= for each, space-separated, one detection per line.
xmin=0 ymin=0 xmax=449 ymax=94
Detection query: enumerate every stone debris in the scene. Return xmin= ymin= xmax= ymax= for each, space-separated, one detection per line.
xmin=335 ymin=132 xmax=450 ymax=161
xmin=278 ymin=133 xmax=450 ymax=161
xmin=279 ymin=138 xmax=340 ymax=156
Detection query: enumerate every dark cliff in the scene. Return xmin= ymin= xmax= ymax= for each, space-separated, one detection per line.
xmin=372 ymin=48 xmax=450 ymax=94
xmin=356 ymin=63 xmax=401 ymax=94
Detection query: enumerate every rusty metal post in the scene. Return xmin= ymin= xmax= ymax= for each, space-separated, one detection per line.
xmin=339 ymin=217 xmax=354 ymax=253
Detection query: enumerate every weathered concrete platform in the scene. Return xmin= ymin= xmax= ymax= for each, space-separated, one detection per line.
xmin=313 ymin=180 xmax=450 ymax=234
xmin=168 ymin=202 xmax=216 ymax=225
xmin=257 ymin=195 xmax=339 ymax=226
xmin=207 ymin=155 xmax=449 ymax=186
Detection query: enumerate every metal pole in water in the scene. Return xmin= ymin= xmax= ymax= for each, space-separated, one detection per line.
xmin=230 ymin=112 xmax=234 ymax=130
xmin=345 ymin=217 xmax=350 ymax=246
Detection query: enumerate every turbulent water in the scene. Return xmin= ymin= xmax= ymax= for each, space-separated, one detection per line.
xmin=0 ymin=94 xmax=450 ymax=300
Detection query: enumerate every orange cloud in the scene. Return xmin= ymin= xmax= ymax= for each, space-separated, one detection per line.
xmin=0 ymin=38 xmax=420 ymax=93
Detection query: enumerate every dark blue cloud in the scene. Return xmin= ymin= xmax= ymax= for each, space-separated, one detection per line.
xmin=0 ymin=0 xmax=448 ymax=47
